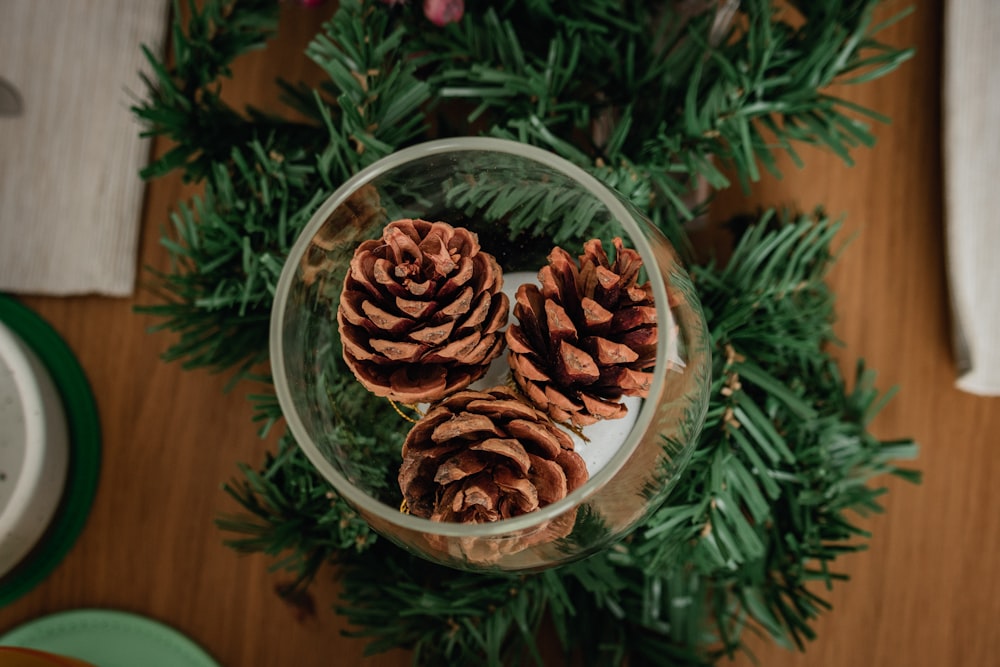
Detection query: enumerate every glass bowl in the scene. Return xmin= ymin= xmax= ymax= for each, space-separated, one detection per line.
xmin=270 ymin=138 xmax=711 ymax=572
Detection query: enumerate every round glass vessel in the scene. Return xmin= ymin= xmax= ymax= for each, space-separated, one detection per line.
xmin=271 ymin=138 xmax=711 ymax=572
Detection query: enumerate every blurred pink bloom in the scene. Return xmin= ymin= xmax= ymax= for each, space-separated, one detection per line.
xmin=378 ymin=0 xmax=464 ymax=26
xmin=423 ymin=0 xmax=464 ymax=25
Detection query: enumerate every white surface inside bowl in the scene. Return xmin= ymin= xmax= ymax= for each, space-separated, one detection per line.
xmin=472 ymin=271 xmax=644 ymax=476
xmin=0 ymin=321 xmax=69 ymax=577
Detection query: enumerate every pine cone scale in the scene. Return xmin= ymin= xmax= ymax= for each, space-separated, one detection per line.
xmin=456 ymin=479 xmax=498 ymax=512
xmin=415 ymin=234 xmax=457 ymax=276
xmin=626 ymin=285 xmax=648 ymax=302
xmin=430 ymin=412 xmax=501 ymax=442
xmin=579 ymin=393 xmax=626 ymax=421
xmin=469 ymin=438 xmax=531 ymax=474
xmin=505 ymin=326 xmax=534 ymax=355
xmin=612 ymin=305 xmax=656 ymax=331
xmin=342 ymin=334 xmax=378 ymax=362
xmin=338 ymin=291 xmax=369 ymax=326
xmin=404 ymin=279 xmax=432 ymax=296
xmin=512 ymin=284 xmax=547 ymax=346
xmin=462 ymin=334 xmax=504 ymax=365
xmin=463 ymin=397 xmax=538 ymax=420
xmin=593 ymin=264 xmax=621 ymax=299
xmin=504 ymin=418 xmax=566 ymax=458
xmin=581 ymin=297 xmax=613 ymax=330
xmin=620 ymin=327 xmax=657 ymax=349
xmin=509 ymin=351 xmax=550 ymax=382
xmin=438 ymin=286 xmax=474 ymax=317
xmin=528 ymin=457 xmax=568 ymax=505
xmin=493 ymin=467 xmax=539 ymax=514
xmin=385 ymin=366 xmax=450 ymax=403
xmin=395 ymin=295 xmax=437 ymax=319
xmin=544 ymin=299 xmax=578 ymax=342
xmin=555 ymin=449 xmax=589 ymax=488
xmin=384 ymin=225 xmax=422 ymax=262
xmin=556 ymin=340 xmax=600 ymax=384
xmin=543 ymin=385 xmax=578 ymax=411
xmin=359 ymin=301 xmax=413 ymax=334
xmin=481 ymin=294 xmax=509 ymax=332
xmin=539 ymin=248 xmax=579 ymax=304
xmin=603 ymin=367 xmax=651 ymax=394
xmin=369 ymin=338 xmax=424 ymax=362
xmin=372 ymin=258 xmax=410 ymax=296
xmin=422 ymin=330 xmax=480 ymax=363
xmin=587 ymin=337 xmax=640 ymax=365
xmin=436 ymin=256 xmax=474 ymax=296
xmin=433 ymin=451 xmax=488 ymax=484
xmin=473 ymin=255 xmax=502 ymax=290
xmin=407 ymin=320 xmax=455 ymax=344
xmin=456 ymin=292 xmax=493 ymax=331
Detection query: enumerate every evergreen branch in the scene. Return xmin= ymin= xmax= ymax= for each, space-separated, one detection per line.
xmin=306 ymin=0 xmax=433 ymax=172
xmin=137 ymin=0 xmax=910 ymax=377
xmin=133 ymin=2 xmax=920 ymax=665
xmin=132 ymin=0 xmax=321 ymax=181
xmin=137 ymin=0 xmax=433 ymax=378
xmin=400 ymin=0 xmax=912 ymax=197
xmin=217 ymin=434 xmax=376 ymax=570
xmin=220 ymin=210 xmax=918 ymax=666
xmin=137 ymin=140 xmax=328 ymax=379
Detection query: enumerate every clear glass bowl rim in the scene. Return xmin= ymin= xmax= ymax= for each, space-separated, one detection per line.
xmin=270 ymin=137 xmax=677 ymax=538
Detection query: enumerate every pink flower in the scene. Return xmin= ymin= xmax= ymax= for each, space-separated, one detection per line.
xmin=379 ymin=0 xmax=464 ymax=26
xmin=423 ymin=0 xmax=464 ymax=25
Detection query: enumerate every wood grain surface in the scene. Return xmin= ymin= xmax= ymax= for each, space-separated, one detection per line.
xmin=2 ymin=2 xmax=998 ymax=666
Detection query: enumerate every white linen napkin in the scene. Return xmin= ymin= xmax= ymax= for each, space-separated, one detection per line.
xmin=944 ymin=0 xmax=1000 ymax=395
xmin=0 ymin=0 xmax=168 ymax=296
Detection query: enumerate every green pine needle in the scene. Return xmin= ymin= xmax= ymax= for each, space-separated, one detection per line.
xmin=134 ymin=1 xmax=920 ymax=665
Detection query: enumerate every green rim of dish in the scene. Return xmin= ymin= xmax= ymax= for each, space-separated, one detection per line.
xmin=0 ymin=608 xmax=220 ymax=666
xmin=0 ymin=295 xmax=101 ymax=606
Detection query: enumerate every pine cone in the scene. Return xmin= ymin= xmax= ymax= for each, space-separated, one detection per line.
xmin=398 ymin=387 xmax=588 ymax=524
xmin=506 ymin=238 xmax=656 ymax=426
xmin=301 ymin=183 xmax=384 ymax=287
xmin=338 ymin=219 xmax=509 ymax=403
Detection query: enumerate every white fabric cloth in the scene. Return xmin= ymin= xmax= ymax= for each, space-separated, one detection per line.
xmin=944 ymin=0 xmax=1000 ymax=395
xmin=0 ymin=0 xmax=168 ymax=296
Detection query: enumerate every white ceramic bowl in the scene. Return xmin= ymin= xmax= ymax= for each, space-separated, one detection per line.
xmin=0 ymin=321 xmax=69 ymax=577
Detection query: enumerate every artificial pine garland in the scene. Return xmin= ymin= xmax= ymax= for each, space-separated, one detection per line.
xmin=135 ymin=1 xmax=919 ymax=665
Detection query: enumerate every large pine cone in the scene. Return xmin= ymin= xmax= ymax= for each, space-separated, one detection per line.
xmin=338 ymin=219 xmax=509 ymax=403
xmin=507 ymin=238 xmax=657 ymax=426
xmin=399 ymin=386 xmax=588 ymax=524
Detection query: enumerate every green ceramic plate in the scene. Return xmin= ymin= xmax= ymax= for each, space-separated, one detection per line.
xmin=0 ymin=295 xmax=101 ymax=606
xmin=0 ymin=609 xmax=220 ymax=667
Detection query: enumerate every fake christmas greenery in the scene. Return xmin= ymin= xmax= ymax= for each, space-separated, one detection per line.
xmin=134 ymin=0 xmax=919 ymax=665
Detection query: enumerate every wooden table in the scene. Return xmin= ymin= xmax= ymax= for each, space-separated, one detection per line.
xmin=2 ymin=2 xmax=997 ymax=665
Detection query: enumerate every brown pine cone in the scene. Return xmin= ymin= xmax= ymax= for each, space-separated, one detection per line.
xmin=507 ymin=238 xmax=656 ymax=426
xmin=399 ymin=387 xmax=588 ymax=524
xmin=301 ymin=183 xmax=385 ymax=287
xmin=337 ymin=219 xmax=509 ymax=403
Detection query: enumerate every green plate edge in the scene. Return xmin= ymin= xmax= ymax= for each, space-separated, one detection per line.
xmin=0 ymin=295 xmax=101 ymax=607
xmin=0 ymin=608 xmax=220 ymax=667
